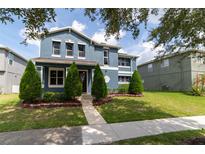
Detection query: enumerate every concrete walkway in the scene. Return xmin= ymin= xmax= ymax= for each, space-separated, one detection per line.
xmin=1 ymin=115 xmax=205 ymax=145
xmin=80 ymin=94 xmax=106 ymax=125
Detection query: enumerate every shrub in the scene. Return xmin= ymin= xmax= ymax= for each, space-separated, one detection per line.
xmin=43 ymin=92 xmax=66 ymax=102
xmin=91 ymin=64 xmax=108 ymax=100
xmin=191 ymin=74 xmax=205 ymax=96
xmin=128 ymin=70 xmax=144 ymax=94
xmin=19 ymin=60 xmax=42 ymax=102
xmin=64 ymin=62 xmax=82 ymax=99
xmin=118 ymin=84 xmax=129 ymax=93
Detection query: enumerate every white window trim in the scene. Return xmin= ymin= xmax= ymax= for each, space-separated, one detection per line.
xmin=78 ymin=57 xmax=86 ymax=60
xmin=161 ymin=59 xmax=169 ymax=68
xmin=100 ymin=66 xmax=119 ymax=70
xmin=118 ymin=81 xmax=129 ymax=84
xmin=65 ymin=40 xmax=74 ymax=43
xmin=78 ymin=42 xmax=86 ymax=45
xmin=65 ymin=42 xmax=74 ymax=57
xmin=65 ymin=55 xmax=74 ymax=58
xmin=78 ymin=44 xmax=86 ymax=58
xmin=52 ymin=41 xmax=61 ymax=56
xmin=104 ymin=49 xmax=109 ymax=65
xmin=52 ymin=39 xmax=62 ymax=42
xmin=118 ymin=71 xmax=133 ymax=74
xmin=52 ymin=54 xmax=61 ymax=57
xmin=36 ymin=66 xmax=44 ymax=88
xmin=48 ymin=67 xmax=65 ymax=88
xmin=118 ymin=66 xmax=131 ymax=68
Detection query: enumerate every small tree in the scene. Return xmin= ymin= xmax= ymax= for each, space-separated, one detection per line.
xmin=92 ymin=64 xmax=108 ymax=100
xmin=128 ymin=70 xmax=144 ymax=94
xmin=19 ymin=60 xmax=42 ymax=102
xmin=64 ymin=62 xmax=82 ymax=99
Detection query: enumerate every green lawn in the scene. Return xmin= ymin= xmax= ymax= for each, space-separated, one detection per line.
xmin=0 ymin=94 xmax=87 ymax=132
xmin=113 ymin=129 xmax=205 ymax=145
xmin=97 ymin=92 xmax=205 ymax=123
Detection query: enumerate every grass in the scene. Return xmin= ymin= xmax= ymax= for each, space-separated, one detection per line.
xmin=97 ymin=92 xmax=205 ymax=123
xmin=0 ymin=94 xmax=87 ymax=132
xmin=113 ymin=129 xmax=205 ymax=145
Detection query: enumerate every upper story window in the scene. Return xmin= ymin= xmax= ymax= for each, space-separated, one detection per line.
xmin=104 ymin=49 xmax=109 ymax=65
xmin=66 ymin=43 xmax=73 ymax=57
xmin=147 ymin=64 xmax=153 ymax=72
xmin=161 ymin=59 xmax=169 ymax=68
xmin=8 ymin=53 xmax=14 ymax=65
xmin=192 ymin=55 xmax=205 ymax=64
xmin=78 ymin=44 xmax=85 ymax=58
xmin=118 ymin=58 xmax=130 ymax=66
xmin=52 ymin=41 xmax=61 ymax=56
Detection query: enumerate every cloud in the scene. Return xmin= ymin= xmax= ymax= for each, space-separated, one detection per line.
xmin=49 ymin=27 xmax=59 ymax=31
xmin=148 ymin=9 xmax=164 ymax=25
xmin=125 ymin=41 xmax=164 ymax=65
xmin=92 ymin=29 xmax=126 ymax=45
xmin=19 ymin=28 xmax=40 ymax=48
xmin=71 ymin=20 xmax=86 ymax=32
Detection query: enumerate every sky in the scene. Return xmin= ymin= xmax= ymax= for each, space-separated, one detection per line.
xmin=0 ymin=9 xmax=163 ymax=65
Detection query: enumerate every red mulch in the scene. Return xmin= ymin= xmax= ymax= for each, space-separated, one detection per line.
xmin=21 ymin=100 xmax=81 ymax=108
xmin=93 ymin=97 xmax=113 ymax=106
xmin=109 ymin=93 xmax=144 ymax=97
xmin=183 ymin=137 xmax=205 ymax=145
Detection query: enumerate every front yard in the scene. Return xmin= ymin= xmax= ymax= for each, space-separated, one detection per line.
xmin=0 ymin=94 xmax=87 ymax=133
xmin=113 ymin=129 xmax=205 ymax=145
xmin=97 ymin=92 xmax=205 ymax=123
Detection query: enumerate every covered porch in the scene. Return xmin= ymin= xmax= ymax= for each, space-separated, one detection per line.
xmin=33 ymin=57 xmax=97 ymax=94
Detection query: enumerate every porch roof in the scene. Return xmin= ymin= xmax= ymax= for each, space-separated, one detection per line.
xmin=32 ymin=57 xmax=97 ymax=66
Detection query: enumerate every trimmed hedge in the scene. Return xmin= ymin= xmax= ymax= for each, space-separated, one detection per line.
xmin=117 ymin=84 xmax=129 ymax=93
xmin=19 ymin=60 xmax=42 ymax=102
xmin=64 ymin=62 xmax=82 ymax=99
xmin=43 ymin=92 xmax=66 ymax=102
xmin=91 ymin=64 xmax=108 ymax=100
xmin=128 ymin=70 xmax=144 ymax=94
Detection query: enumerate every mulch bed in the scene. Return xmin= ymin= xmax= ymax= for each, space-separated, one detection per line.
xmin=93 ymin=96 xmax=113 ymax=106
xmin=109 ymin=93 xmax=144 ymax=97
xmin=183 ymin=137 xmax=205 ymax=145
xmin=21 ymin=99 xmax=82 ymax=109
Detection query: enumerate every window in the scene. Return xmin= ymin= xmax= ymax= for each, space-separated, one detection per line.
xmin=66 ymin=43 xmax=73 ymax=56
xmin=49 ymin=68 xmax=64 ymax=87
xmin=78 ymin=44 xmax=85 ymax=57
xmin=193 ymin=55 xmax=205 ymax=64
xmin=118 ymin=58 xmax=130 ymax=66
xmin=104 ymin=49 xmax=109 ymax=65
xmin=8 ymin=53 xmax=14 ymax=65
xmin=118 ymin=76 xmax=131 ymax=82
xmin=147 ymin=64 xmax=153 ymax=72
xmin=161 ymin=59 xmax=169 ymax=68
xmin=52 ymin=41 xmax=61 ymax=55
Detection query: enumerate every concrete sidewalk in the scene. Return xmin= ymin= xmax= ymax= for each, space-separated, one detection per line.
xmin=1 ymin=115 xmax=205 ymax=145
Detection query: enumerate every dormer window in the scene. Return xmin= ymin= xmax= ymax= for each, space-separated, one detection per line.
xmin=52 ymin=41 xmax=61 ymax=56
xmin=104 ymin=49 xmax=109 ymax=65
xmin=78 ymin=44 xmax=85 ymax=58
xmin=66 ymin=43 xmax=73 ymax=57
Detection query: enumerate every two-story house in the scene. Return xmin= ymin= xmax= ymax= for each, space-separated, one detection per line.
xmin=137 ymin=50 xmax=205 ymax=91
xmin=0 ymin=45 xmax=27 ymax=94
xmin=33 ymin=27 xmax=137 ymax=94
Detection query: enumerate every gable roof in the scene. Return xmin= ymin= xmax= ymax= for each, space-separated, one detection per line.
xmin=137 ymin=49 xmax=205 ymax=67
xmin=0 ymin=45 xmax=28 ymax=62
xmin=41 ymin=26 xmax=121 ymax=49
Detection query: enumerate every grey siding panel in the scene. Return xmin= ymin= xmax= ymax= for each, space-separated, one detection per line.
xmin=0 ymin=71 xmax=5 ymax=93
xmin=102 ymin=69 xmax=118 ymax=90
xmin=119 ymin=67 xmax=131 ymax=72
xmin=138 ymin=54 xmax=192 ymax=91
xmin=0 ymin=50 xmax=6 ymax=71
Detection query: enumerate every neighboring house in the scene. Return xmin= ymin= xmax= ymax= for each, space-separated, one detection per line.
xmin=33 ymin=27 xmax=138 ymax=94
xmin=137 ymin=50 xmax=205 ymax=91
xmin=0 ymin=46 xmax=27 ymax=94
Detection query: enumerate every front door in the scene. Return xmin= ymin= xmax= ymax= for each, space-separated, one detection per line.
xmin=79 ymin=71 xmax=87 ymax=93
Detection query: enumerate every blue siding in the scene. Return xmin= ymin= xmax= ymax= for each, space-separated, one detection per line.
xmin=38 ymin=29 xmax=136 ymax=92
